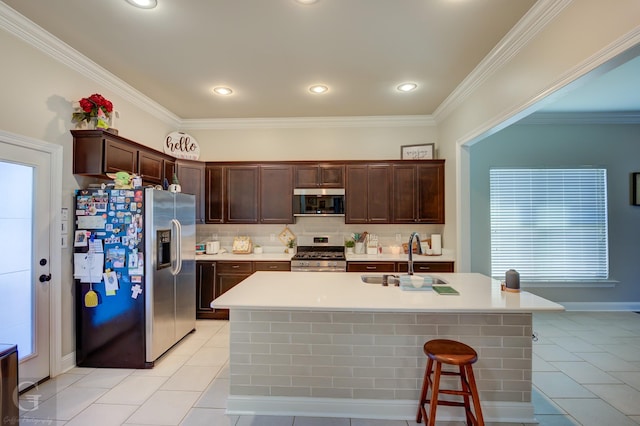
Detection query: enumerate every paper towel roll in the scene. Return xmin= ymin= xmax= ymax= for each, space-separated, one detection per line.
xmin=431 ymin=234 xmax=442 ymax=255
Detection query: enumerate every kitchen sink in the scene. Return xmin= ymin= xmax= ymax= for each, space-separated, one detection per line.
xmin=360 ymin=274 xmax=399 ymax=285
xmin=360 ymin=274 xmax=447 ymax=285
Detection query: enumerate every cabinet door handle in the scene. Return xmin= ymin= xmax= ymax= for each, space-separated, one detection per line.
xmin=231 ymin=265 xmax=240 ymax=269
xmin=269 ymin=265 xmax=278 ymax=269
xmin=366 ymin=266 xmax=376 ymax=270
xmin=418 ymin=266 xmax=430 ymax=271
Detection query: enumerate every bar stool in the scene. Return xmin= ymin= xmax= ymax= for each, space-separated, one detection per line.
xmin=416 ymin=339 xmax=484 ymax=425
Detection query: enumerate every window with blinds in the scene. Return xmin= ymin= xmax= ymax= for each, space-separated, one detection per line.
xmin=489 ymin=168 xmax=609 ymax=282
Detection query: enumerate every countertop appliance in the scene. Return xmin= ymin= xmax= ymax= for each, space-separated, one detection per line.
xmin=290 ymin=235 xmax=346 ymax=272
xmin=73 ymin=187 xmax=195 ymax=368
xmin=293 ymin=188 xmax=345 ymax=216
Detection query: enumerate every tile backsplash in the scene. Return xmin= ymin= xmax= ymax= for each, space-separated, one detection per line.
xmin=196 ymin=217 xmax=445 ymax=252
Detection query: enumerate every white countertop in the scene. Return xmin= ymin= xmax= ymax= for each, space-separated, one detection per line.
xmin=345 ymin=252 xmax=455 ymax=262
xmin=211 ymin=271 xmax=564 ymax=313
xmin=196 ymin=252 xmax=293 ymax=261
xmin=196 ymin=250 xmax=455 ymax=263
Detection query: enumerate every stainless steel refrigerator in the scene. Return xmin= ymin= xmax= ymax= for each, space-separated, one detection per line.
xmin=74 ymin=187 xmax=195 ymax=368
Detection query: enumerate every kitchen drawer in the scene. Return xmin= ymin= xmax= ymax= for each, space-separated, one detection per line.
xmin=347 ymin=262 xmax=396 ymax=272
xmin=216 ymin=261 xmax=253 ymax=274
xmin=254 ymin=261 xmax=291 ymax=272
xmin=397 ymin=262 xmax=454 ymax=273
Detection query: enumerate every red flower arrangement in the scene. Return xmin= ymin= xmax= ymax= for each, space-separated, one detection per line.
xmin=72 ymin=93 xmax=113 ymax=128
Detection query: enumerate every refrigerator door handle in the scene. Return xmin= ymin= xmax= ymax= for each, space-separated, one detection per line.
xmin=171 ymin=218 xmax=183 ymax=276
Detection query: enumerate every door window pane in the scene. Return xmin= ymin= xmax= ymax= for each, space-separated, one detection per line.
xmin=0 ymin=161 xmax=34 ymax=359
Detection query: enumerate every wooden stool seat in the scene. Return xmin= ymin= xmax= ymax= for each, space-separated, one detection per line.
xmin=416 ymin=339 xmax=484 ymax=426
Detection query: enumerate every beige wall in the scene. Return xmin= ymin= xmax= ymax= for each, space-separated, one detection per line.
xmin=186 ymin=125 xmax=436 ymax=162
xmin=0 ymin=30 xmax=175 ymax=359
xmin=437 ymin=0 xmax=640 ymax=268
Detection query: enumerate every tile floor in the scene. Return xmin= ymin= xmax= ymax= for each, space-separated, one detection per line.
xmin=18 ymin=311 xmax=640 ymax=425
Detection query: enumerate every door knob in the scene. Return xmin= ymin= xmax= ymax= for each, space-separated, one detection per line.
xmin=39 ymin=274 xmax=52 ymax=283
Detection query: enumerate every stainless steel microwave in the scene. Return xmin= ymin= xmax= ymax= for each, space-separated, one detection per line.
xmin=293 ymin=188 xmax=345 ymax=216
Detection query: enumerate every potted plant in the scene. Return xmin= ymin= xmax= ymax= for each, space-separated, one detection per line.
xmin=254 ymin=244 xmax=263 ymax=254
xmin=71 ymin=93 xmax=113 ymax=130
xmin=344 ymin=239 xmax=355 ymax=254
xmin=286 ymin=238 xmax=296 ymax=254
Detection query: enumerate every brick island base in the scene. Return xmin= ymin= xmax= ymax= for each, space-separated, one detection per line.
xmin=226 ymin=309 xmax=535 ymax=423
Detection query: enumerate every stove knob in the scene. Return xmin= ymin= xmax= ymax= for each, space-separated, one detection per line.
xmin=315 ymin=261 xmax=321 ymax=267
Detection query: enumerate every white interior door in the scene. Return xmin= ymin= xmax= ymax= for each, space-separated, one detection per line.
xmin=0 ymin=138 xmax=53 ymax=388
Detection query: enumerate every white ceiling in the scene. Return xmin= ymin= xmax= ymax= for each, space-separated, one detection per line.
xmin=2 ymin=0 xmax=537 ymax=119
xmin=1 ymin=0 xmax=638 ymax=120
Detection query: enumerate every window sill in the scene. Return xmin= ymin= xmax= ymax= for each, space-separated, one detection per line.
xmin=522 ymin=280 xmax=618 ymax=289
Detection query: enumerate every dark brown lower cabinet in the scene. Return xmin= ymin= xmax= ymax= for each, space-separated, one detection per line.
xmin=197 ymin=260 xmax=292 ymax=319
xmin=347 ymin=262 xmax=396 ymax=272
xmin=196 ymin=260 xmax=253 ymax=320
xmin=347 ymin=261 xmax=454 ymax=273
xmin=396 ymin=262 xmax=454 ymax=273
xmin=253 ymin=261 xmax=291 ymax=272
xmin=196 ymin=261 xmax=218 ymax=319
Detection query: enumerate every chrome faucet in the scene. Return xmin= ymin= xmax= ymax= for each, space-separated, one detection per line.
xmin=407 ymin=232 xmax=422 ymax=275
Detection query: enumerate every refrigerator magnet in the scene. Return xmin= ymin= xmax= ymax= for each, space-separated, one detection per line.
xmin=131 ymin=284 xmax=142 ymax=299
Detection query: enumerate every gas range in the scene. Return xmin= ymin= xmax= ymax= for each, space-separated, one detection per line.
xmin=290 ymin=235 xmax=346 ymax=272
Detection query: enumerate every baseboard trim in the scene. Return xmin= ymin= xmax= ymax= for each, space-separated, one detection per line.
xmin=562 ymin=302 xmax=640 ymax=311
xmin=60 ymin=352 xmax=76 ymax=374
xmin=226 ymin=395 xmax=535 ymax=423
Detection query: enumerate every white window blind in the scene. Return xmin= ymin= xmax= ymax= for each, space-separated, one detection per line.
xmin=489 ymin=168 xmax=609 ymax=282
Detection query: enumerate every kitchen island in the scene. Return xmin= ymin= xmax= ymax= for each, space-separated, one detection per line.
xmin=212 ymin=272 xmax=564 ymax=423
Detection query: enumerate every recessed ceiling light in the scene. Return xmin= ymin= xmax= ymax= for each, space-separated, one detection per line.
xmin=213 ymin=87 xmax=233 ymax=96
xmin=125 ymin=0 xmax=157 ymax=9
xmin=309 ymin=85 xmax=328 ymax=94
xmin=397 ymin=83 xmax=418 ymax=92
xmin=295 ymin=0 xmax=319 ymax=4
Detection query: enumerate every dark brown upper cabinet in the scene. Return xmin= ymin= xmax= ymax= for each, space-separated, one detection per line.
xmin=175 ymin=160 xmax=205 ymax=223
xmin=345 ymin=164 xmax=391 ymax=224
xmin=392 ymin=161 xmax=445 ymax=224
xmin=205 ymin=165 xmax=224 ymax=224
xmin=260 ymin=164 xmax=293 ymax=224
xmin=294 ymin=164 xmax=344 ymax=188
xmin=225 ymin=165 xmax=260 ymax=224
xmin=72 ymin=129 xmax=175 ymax=186
xmin=137 ymin=149 xmax=165 ymax=184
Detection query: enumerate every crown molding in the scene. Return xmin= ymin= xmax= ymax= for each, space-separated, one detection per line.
xmin=518 ymin=111 xmax=640 ymax=125
xmin=0 ymin=2 xmax=181 ymax=129
xmin=180 ymin=115 xmax=436 ymax=130
xmin=433 ymin=0 xmax=572 ymax=123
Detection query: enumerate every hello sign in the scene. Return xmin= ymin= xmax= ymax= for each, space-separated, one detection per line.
xmin=164 ymin=131 xmax=200 ymax=160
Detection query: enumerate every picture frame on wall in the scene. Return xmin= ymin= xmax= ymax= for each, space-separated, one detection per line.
xmin=401 ymin=143 xmax=435 ymax=160
xmin=633 ymin=173 xmax=640 ymax=205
